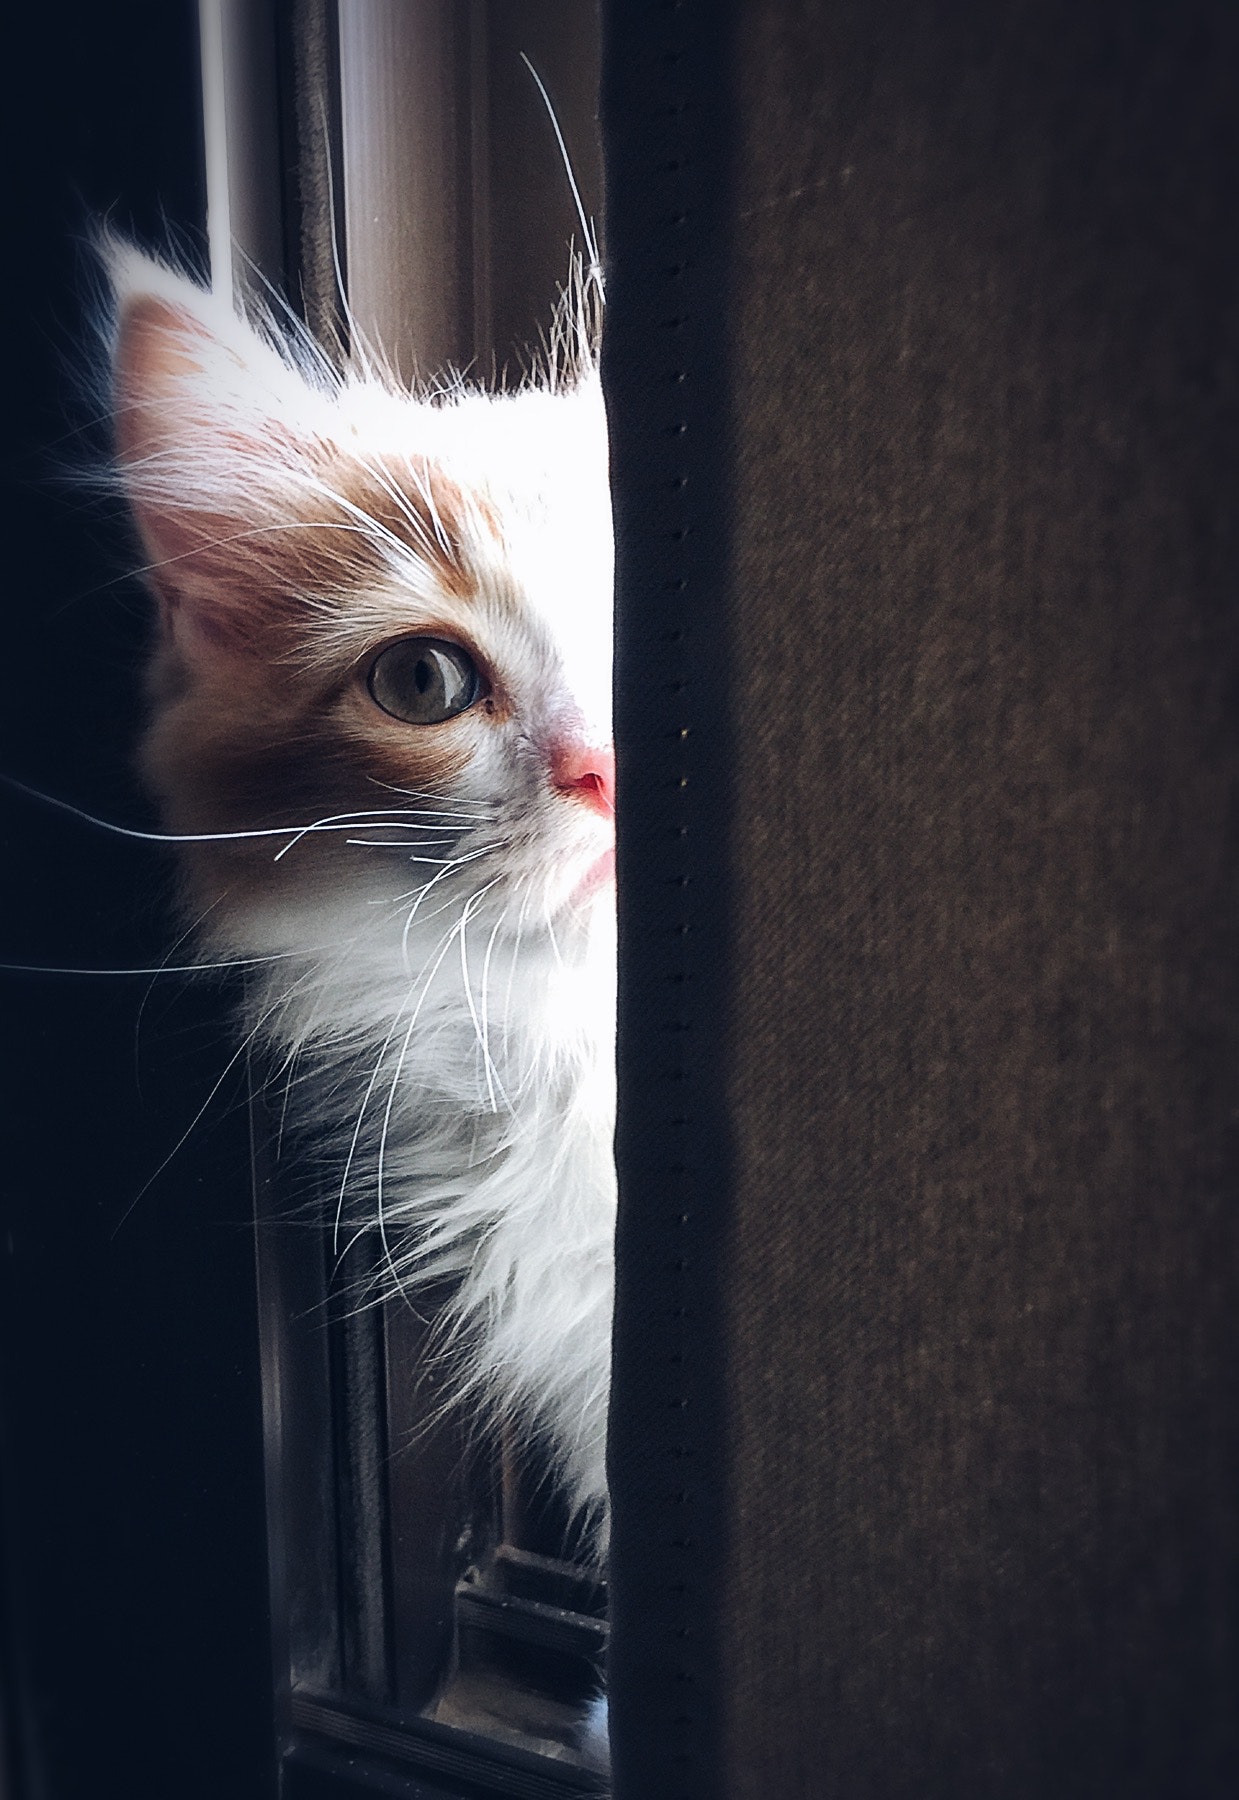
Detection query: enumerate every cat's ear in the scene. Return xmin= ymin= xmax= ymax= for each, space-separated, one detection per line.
xmin=108 ymin=249 xmax=330 ymax=637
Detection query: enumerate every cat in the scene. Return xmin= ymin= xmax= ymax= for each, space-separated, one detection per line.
xmin=107 ymin=244 xmax=618 ymax=1568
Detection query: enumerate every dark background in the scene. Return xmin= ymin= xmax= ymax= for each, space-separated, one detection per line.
xmin=0 ymin=5 xmax=275 ymax=1795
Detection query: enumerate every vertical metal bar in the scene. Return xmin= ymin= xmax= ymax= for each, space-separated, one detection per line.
xmin=336 ymin=0 xmax=473 ymax=382
xmin=198 ymin=0 xmax=286 ymax=297
xmin=250 ymin=1067 xmax=341 ymax=1715
xmin=327 ymin=1241 xmax=395 ymax=1706
xmin=468 ymin=0 xmax=494 ymax=372
xmin=383 ymin=1291 xmax=480 ymax=1712
xmin=198 ymin=0 xmax=234 ymax=295
xmin=279 ymin=0 xmax=347 ymax=350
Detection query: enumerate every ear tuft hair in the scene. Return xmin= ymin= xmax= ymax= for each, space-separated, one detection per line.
xmin=105 ymin=244 xmax=486 ymax=652
xmin=107 ymin=248 xmax=350 ymax=629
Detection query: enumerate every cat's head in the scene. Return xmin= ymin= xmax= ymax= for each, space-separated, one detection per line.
xmin=109 ymin=251 xmax=614 ymax=966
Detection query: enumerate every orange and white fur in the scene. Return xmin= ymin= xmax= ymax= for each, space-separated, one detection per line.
xmin=110 ymin=250 xmax=617 ymax=1545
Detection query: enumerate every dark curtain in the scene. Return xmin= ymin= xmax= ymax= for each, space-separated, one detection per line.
xmin=604 ymin=3 xmax=1239 ymax=1797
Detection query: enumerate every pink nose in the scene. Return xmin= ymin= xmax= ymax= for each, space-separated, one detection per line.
xmin=550 ymin=741 xmax=616 ymax=816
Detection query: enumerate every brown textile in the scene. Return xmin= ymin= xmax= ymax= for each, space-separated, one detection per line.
xmin=604 ymin=3 xmax=1239 ymax=1796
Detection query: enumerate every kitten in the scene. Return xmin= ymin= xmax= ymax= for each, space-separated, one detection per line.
xmin=109 ymin=248 xmax=617 ymax=1547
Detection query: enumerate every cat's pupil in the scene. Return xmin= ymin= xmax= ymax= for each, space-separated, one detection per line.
xmin=367 ymin=636 xmax=480 ymax=725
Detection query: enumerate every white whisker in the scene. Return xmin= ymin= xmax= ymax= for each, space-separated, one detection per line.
xmin=343 ymin=842 xmax=463 ymax=854
xmin=2 ymin=949 xmax=309 ymax=978
xmin=288 ymin=465 xmax=419 ymax=569
xmin=271 ymin=805 xmax=475 ymax=862
xmin=479 ymin=910 xmax=512 ymax=1116
xmin=455 ymin=879 xmax=507 ymax=1114
xmin=332 ymin=981 xmax=420 ymax=1254
xmin=373 ymin=909 xmax=475 ymax=1298
xmin=110 ymin=961 xmax=322 ymax=1234
xmin=2 ymin=776 xmax=482 ymax=850
xmin=395 ymin=842 xmax=509 ymax=968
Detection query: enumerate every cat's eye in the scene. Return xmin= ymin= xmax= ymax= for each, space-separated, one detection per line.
xmin=366 ymin=636 xmax=481 ymax=724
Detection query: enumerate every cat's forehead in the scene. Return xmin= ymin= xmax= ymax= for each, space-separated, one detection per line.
xmin=338 ymin=375 xmax=608 ymax=517
xmin=334 ymin=375 xmax=613 ymax=733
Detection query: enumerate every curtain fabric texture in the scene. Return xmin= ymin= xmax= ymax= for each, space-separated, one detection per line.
xmin=603 ymin=4 xmax=1239 ymax=1796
